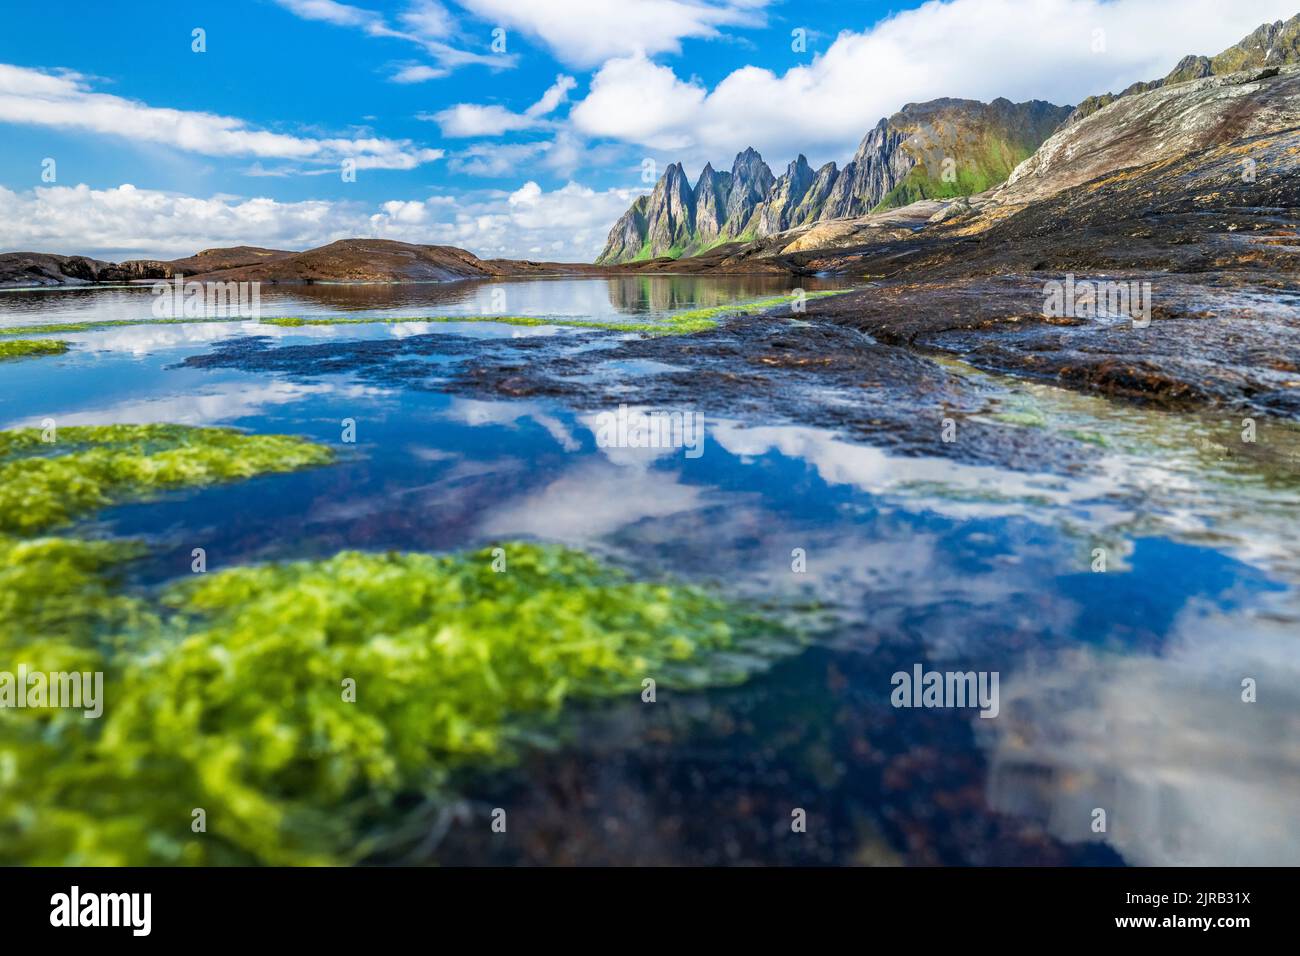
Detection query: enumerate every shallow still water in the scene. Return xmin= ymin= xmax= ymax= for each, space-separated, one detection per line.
xmin=0 ymin=274 xmax=835 ymax=327
xmin=2 ymin=276 xmax=1298 ymax=866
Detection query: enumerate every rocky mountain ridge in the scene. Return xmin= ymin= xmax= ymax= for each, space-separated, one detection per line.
xmin=595 ymin=97 xmax=1071 ymax=264
xmin=994 ymin=63 xmax=1300 ymax=208
xmin=1066 ymin=12 xmax=1300 ymax=123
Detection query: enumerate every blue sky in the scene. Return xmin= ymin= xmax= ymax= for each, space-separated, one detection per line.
xmin=0 ymin=0 xmax=1294 ymax=261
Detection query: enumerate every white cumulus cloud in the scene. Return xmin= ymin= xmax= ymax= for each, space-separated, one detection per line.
xmin=367 ymin=180 xmax=640 ymax=257
xmin=570 ymin=0 xmax=1300 ymax=166
xmin=0 ymin=180 xmax=640 ymax=262
xmin=0 ymin=63 xmax=444 ymax=171
xmin=454 ymin=0 xmax=770 ymax=68
xmin=426 ymin=74 xmax=577 ymax=137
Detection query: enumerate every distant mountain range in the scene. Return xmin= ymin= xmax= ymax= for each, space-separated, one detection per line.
xmin=596 ymin=13 xmax=1300 ymax=266
xmin=596 ymin=98 xmax=1070 ymax=263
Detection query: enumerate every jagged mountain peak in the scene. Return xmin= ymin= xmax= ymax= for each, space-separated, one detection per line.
xmin=660 ymin=161 xmax=690 ymax=184
xmin=596 ymin=96 xmax=1071 ymax=262
xmin=639 ymin=162 xmax=695 ymax=259
xmin=693 ymin=161 xmax=729 ymax=194
xmin=1215 ymin=13 xmax=1300 ymax=71
xmin=729 ymin=147 xmax=774 ymax=186
xmin=693 ymin=162 xmax=733 ymax=246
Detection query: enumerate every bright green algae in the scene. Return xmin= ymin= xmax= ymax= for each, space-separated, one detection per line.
xmin=0 ymin=317 xmax=247 ymax=337
xmin=0 ymin=424 xmax=338 ymax=863
xmin=0 ymin=535 xmax=149 ymax=659
xmin=0 ymin=424 xmax=334 ymax=536
xmin=0 ymin=424 xmax=332 ymax=695
xmin=0 ymin=339 xmax=68 ymax=361
xmin=2 ymin=542 xmax=792 ymax=866
xmin=0 ymin=426 xmax=793 ymax=865
xmin=0 ymin=425 xmax=331 ymax=663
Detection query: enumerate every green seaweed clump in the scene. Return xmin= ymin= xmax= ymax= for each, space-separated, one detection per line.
xmin=0 ymin=534 xmax=153 ymax=855
xmin=0 ymin=339 xmax=69 ymax=361
xmin=0 ymin=423 xmax=793 ymax=865
xmin=659 ymin=289 xmax=852 ymax=334
xmin=0 ymin=317 xmax=247 ymax=337
xmin=1 ymin=543 xmax=791 ymax=865
xmin=0 ymin=535 xmax=151 ymax=663
xmin=0 ymin=422 xmax=344 ymax=864
xmin=0 ymin=424 xmax=334 ymax=536
xmin=0 ymin=423 xmax=334 ymax=667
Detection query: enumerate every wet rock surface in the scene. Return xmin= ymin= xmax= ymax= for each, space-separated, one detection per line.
xmin=809 ymin=273 xmax=1300 ymax=417
xmin=789 ymin=128 xmax=1300 ymax=417
xmin=181 ymin=308 xmax=1100 ymax=479
xmin=178 ymin=106 xmax=1300 ymax=492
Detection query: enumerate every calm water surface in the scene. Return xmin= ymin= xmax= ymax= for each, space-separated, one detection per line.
xmin=2 ymin=276 xmax=1297 ymax=866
